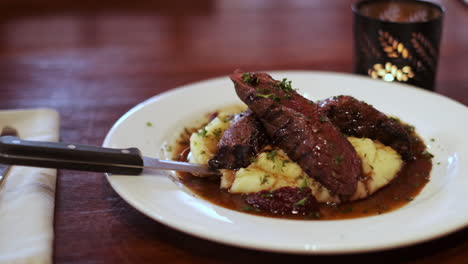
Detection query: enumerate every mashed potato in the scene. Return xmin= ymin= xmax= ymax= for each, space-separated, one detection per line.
xmin=188 ymin=107 xmax=245 ymax=165
xmin=189 ymin=114 xmax=404 ymax=204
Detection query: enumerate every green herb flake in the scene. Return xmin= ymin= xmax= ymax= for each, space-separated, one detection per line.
xmin=266 ymin=150 xmax=278 ymax=161
xmin=334 ymin=154 xmax=344 ymax=165
xmin=256 ymin=93 xmax=281 ymax=102
xmin=213 ymin=128 xmax=223 ymax=140
xmin=242 ymin=72 xmax=259 ymax=86
xmin=260 ymin=174 xmax=271 ymax=185
xmin=405 ymin=125 xmax=415 ymax=133
xmin=165 ymin=145 xmax=173 ymax=152
xmin=277 ymin=78 xmax=295 ymax=93
xmin=430 ymin=138 xmax=435 ymax=142
xmin=437 ymin=162 xmax=441 ymax=165
xmin=319 ymin=115 xmax=328 ymax=123
xmin=250 ymin=156 xmax=258 ymax=164
xmin=421 ymin=150 xmax=434 ymax=159
xmin=294 ymin=197 xmax=308 ymax=207
xmin=146 ymin=122 xmax=153 ymax=127
xmin=301 ymin=176 xmax=310 ymax=188
xmin=306 ymin=211 xmax=321 ymax=219
xmin=281 ymin=160 xmax=290 ymax=167
xmin=242 ymin=205 xmax=260 ymax=212
xmin=222 ymin=115 xmax=234 ymax=123
xmin=197 ymin=127 xmax=208 ymax=137
xmin=200 ymin=150 xmax=206 ymax=155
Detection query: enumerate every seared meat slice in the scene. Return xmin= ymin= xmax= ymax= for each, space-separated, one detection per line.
xmin=230 ymin=70 xmax=362 ymax=196
xmin=208 ymin=109 xmax=267 ymax=170
xmin=319 ymin=95 xmax=413 ymax=160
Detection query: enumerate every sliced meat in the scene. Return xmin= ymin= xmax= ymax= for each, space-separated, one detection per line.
xmin=319 ymin=95 xmax=413 ymax=160
xmin=208 ymin=109 xmax=267 ymax=170
xmin=230 ymin=70 xmax=362 ymax=196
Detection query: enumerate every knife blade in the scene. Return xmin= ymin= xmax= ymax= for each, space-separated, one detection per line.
xmin=0 ymin=135 xmax=220 ymax=176
xmin=0 ymin=126 xmax=18 ymax=184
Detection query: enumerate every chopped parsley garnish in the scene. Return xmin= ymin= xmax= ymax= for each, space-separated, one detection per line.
xmin=250 ymin=156 xmax=258 ymax=163
xmin=319 ymin=115 xmax=328 ymax=123
xmin=200 ymin=150 xmax=206 ymax=155
xmin=294 ymin=197 xmax=308 ymax=207
xmin=197 ymin=127 xmax=208 ymax=137
xmin=260 ymin=174 xmax=271 ymax=185
xmin=306 ymin=211 xmax=321 ymax=219
xmin=165 ymin=145 xmax=172 ymax=152
xmin=405 ymin=124 xmax=415 ymax=133
xmin=281 ymin=160 xmax=290 ymax=167
xmin=430 ymin=138 xmax=435 ymax=142
xmin=256 ymin=93 xmax=281 ymax=102
xmin=277 ymin=78 xmax=295 ymax=93
xmin=301 ymin=176 xmax=310 ymax=188
xmin=212 ymin=128 xmax=223 ymax=140
xmin=222 ymin=115 xmax=234 ymax=123
xmin=266 ymin=150 xmax=278 ymax=161
xmin=146 ymin=122 xmax=153 ymax=127
xmin=421 ymin=150 xmax=434 ymax=159
xmin=334 ymin=154 xmax=344 ymax=165
xmin=242 ymin=205 xmax=260 ymax=212
xmin=242 ymin=72 xmax=259 ymax=85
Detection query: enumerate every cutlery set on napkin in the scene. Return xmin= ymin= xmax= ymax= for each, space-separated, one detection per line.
xmin=0 ymin=109 xmax=59 ymax=264
xmin=0 ymin=108 xmax=218 ymax=264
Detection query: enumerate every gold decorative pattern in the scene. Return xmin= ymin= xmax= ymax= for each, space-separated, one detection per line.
xmin=378 ymin=30 xmax=410 ymax=59
xmin=368 ymin=62 xmax=414 ymax=83
xmin=360 ymin=33 xmax=384 ymax=59
xmin=411 ymin=32 xmax=436 ymax=70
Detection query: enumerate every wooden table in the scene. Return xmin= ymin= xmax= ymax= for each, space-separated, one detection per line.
xmin=0 ymin=0 xmax=467 ymax=262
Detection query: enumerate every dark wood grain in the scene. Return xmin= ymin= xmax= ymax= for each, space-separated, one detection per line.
xmin=0 ymin=0 xmax=467 ymax=263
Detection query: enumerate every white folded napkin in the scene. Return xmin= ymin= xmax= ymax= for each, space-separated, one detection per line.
xmin=0 ymin=108 xmax=59 ymax=264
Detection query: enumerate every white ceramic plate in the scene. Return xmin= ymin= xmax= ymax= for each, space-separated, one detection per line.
xmin=103 ymin=71 xmax=468 ymax=254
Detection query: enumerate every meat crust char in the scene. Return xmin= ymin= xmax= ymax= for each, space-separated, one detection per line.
xmin=230 ymin=70 xmax=362 ymax=196
xmin=208 ymin=109 xmax=267 ymax=170
xmin=319 ymin=95 xmax=413 ymax=160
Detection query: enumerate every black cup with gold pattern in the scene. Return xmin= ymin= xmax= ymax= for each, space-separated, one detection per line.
xmin=353 ymin=0 xmax=444 ymax=91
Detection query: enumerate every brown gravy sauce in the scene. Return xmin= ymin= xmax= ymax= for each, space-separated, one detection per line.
xmin=173 ymin=122 xmax=432 ymax=220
